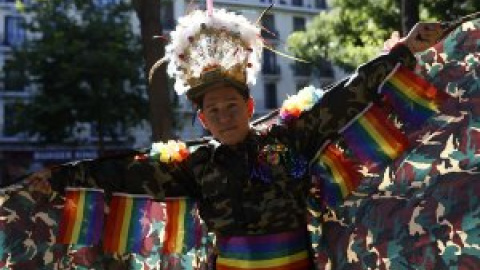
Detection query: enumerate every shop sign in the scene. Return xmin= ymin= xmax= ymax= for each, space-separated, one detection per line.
xmin=33 ymin=150 xmax=98 ymax=160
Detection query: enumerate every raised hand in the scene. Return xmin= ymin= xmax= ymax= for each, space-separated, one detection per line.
xmin=400 ymin=22 xmax=446 ymax=53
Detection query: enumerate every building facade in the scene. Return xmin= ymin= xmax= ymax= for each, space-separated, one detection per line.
xmin=0 ymin=0 xmax=334 ymax=185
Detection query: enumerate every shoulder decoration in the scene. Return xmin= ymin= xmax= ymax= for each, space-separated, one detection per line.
xmin=150 ymin=140 xmax=190 ymax=163
xmin=279 ymin=85 xmax=324 ymax=122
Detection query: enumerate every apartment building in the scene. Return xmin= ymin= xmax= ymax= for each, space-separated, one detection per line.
xmin=0 ymin=0 xmax=333 ymax=184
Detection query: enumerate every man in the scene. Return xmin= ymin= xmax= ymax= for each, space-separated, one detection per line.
xmin=26 ymin=8 xmax=446 ymax=269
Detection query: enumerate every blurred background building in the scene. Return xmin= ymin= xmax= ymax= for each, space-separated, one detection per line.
xmin=0 ymin=0 xmax=336 ymax=184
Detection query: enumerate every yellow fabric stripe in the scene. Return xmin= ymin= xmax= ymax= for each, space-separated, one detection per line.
xmin=118 ymin=197 xmax=133 ymax=254
xmin=389 ymin=77 xmax=439 ymax=112
xmin=71 ymin=190 xmax=85 ymax=243
xmin=174 ymin=200 xmax=186 ymax=253
xmin=320 ymin=155 xmax=349 ymax=197
xmin=217 ymin=250 xmax=309 ymax=268
xmin=358 ymin=117 xmax=397 ymax=159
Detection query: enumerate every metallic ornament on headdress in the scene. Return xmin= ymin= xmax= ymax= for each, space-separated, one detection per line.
xmin=152 ymin=8 xmax=263 ymax=100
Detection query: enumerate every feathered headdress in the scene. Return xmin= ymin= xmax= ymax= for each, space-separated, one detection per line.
xmin=151 ymin=8 xmax=264 ymax=101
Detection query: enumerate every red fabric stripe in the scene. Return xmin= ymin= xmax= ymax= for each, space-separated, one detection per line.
xmin=103 ymin=195 xmax=120 ymax=252
xmin=58 ymin=189 xmax=80 ymax=244
xmin=111 ymin=196 xmax=127 ymax=252
xmin=323 ymin=145 xmax=355 ymax=192
xmin=364 ymin=105 xmax=409 ymax=156
xmin=162 ymin=201 xmax=180 ymax=254
xmin=394 ymin=66 xmax=439 ymax=100
xmin=327 ymin=144 xmax=361 ymax=190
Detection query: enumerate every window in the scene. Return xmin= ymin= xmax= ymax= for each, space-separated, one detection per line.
xmin=317 ymin=58 xmax=334 ymax=77
xmin=261 ymin=14 xmax=278 ymax=39
xmin=4 ymin=16 xmax=25 ymax=47
xmin=296 ymin=83 xmax=308 ymax=92
xmin=291 ymin=0 xmax=303 ymax=7
xmin=262 ymin=49 xmax=279 ymax=74
xmin=3 ymin=60 xmax=26 ymax=91
xmin=293 ymin=17 xmax=306 ymax=31
xmin=315 ymin=0 xmax=327 ymax=9
xmin=161 ymin=1 xmax=175 ymax=30
xmin=264 ymin=83 xmax=277 ymax=109
xmin=293 ymin=62 xmax=311 ymax=77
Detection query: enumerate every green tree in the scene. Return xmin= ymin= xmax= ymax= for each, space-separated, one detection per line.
xmin=287 ymin=0 xmax=480 ymax=71
xmin=11 ymin=0 xmax=147 ymax=152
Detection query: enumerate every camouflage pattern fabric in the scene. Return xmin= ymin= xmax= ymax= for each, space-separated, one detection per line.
xmin=1 ymin=19 xmax=479 ymax=270
xmin=312 ymin=19 xmax=480 ymax=269
xmin=0 ymin=184 xmax=212 ymax=270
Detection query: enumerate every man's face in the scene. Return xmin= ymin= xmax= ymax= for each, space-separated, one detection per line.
xmin=199 ymin=86 xmax=253 ymax=146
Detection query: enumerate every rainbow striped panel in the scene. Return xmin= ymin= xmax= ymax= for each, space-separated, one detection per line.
xmin=343 ymin=104 xmax=409 ymax=165
xmin=162 ymin=198 xmax=201 ymax=254
xmin=103 ymin=193 xmax=153 ymax=254
xmin=312 ymin=144 xmax=361 ymax=207
xmin=57 ymin=188 xmax=104 ymax=246
xmin=381 ymin=65 xmax=446 ymax=126
xmin=216 ymin=229 xmax=312 ymax=270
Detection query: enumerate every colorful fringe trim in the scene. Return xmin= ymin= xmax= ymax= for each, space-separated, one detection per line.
xmin=380 ymin=65 xmax=447 ymax=126
xmin=162 ymin=198 xmax=202 ymax=254
xmin=310 ymin=64 xmax=444 ymax=207
xmin=57 ymin=188 xmax=104 ymax=246
xmin=216 ymin=229 xmax=311 ymax=270
xmin=312 ymin=144 xmax=361 ymax=207
xmin=103 ymin=193 xmax=153 ymax=254
xmin=279 ymin=85 xmax=323 ymax=122
xmin=343 ymin=104 xmax=409 ymax=165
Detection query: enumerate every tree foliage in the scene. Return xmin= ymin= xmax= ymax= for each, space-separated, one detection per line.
xmin=287 ymin=0 xmax=480 ymax=71
xmin=10 ymin=0 xmax=147 ymax=150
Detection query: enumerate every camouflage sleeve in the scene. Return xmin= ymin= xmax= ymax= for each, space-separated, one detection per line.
xmin=34 ymin=153 xmax=197 ymax=200
xmin=290 ymin=44 xmax=416 ymax=160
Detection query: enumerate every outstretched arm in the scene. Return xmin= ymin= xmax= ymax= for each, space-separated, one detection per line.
xmin=285 ymin=22 xmax=446 ymax=160
xmin=24 ymin=148 xmax=197 ymax=200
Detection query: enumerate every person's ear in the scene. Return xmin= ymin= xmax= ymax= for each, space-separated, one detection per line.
xmin=197 ymin=111 xmax=208 ymax=129
xmin=247 ymin=98 xmax=255 ymax=118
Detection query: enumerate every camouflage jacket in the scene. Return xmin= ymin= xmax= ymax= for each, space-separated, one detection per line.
xmin=48 ymin=44 xmax=416 ymax=237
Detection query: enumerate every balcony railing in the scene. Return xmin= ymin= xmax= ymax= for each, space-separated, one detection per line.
xmin=293 ymin=63 xmax=312 ymax=77
xmin=315 ymin=59 xmax=334 ymax=78
xmin=262 ymin=64 xmax=281 ymax=75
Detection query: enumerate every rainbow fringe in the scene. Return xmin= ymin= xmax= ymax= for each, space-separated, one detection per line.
xmin=103 ymin=193 xmax=153 ymax=254
xmin=57 ymin=188 xmax=104 ymax=246
xmin=162 ymin=198 xmax=201 ymax=254
xmin=312 ymin=144 xmax=361 ymax=206
xmin=381 ymin=65 xmax=446 ymax=126
xmin=216 ymin=229 xmax=311 ymax=270
xmin=343 ymin=104 xmax=409 ymax=165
